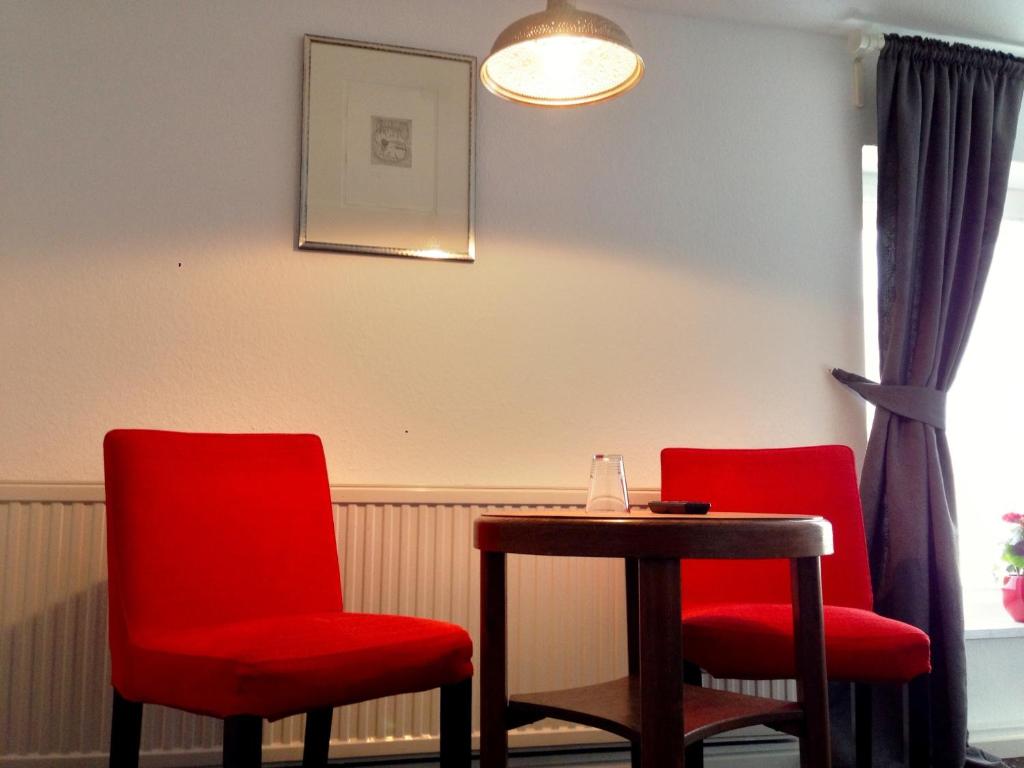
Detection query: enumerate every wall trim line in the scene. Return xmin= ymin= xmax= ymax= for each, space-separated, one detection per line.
xmin=0 ymin=482 xmax=660 ymax=505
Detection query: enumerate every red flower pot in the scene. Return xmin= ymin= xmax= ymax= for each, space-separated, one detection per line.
xmin=1002 ymin=575 xmax=1024 ymax=622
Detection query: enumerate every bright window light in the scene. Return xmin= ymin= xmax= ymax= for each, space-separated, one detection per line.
xmin=862 ymin=147 xmax=1024 ymax=610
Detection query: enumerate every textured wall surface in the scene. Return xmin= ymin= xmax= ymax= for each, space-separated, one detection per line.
xmin=0 ymin=0 xmax=865 ymax=488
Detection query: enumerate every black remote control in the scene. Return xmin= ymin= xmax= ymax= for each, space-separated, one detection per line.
xmin=647 ymin=501 xmax=711 ymax=515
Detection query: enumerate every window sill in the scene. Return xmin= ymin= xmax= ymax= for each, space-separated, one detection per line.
xmin=964 ymin=587 xmax=1024 ymax=638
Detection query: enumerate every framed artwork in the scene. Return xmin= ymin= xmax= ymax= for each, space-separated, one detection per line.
xmin=298 ymin=35 xmax=476 ymax=262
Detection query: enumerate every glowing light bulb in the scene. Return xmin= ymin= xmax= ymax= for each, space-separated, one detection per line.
xmin=481 ymin=3 xmax=644 ymax=107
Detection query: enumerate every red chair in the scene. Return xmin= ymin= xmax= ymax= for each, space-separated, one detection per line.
xmin=661 ymin=445 xmax=930 ymax=767
xmin=103 ymin=430 xmax=473 ymax=768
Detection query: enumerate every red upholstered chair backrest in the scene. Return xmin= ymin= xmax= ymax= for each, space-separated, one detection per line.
xmin=103 ymin=430 xmax=342 ymax=661
xmin=660 ymin=445 xmax=873 ymax=613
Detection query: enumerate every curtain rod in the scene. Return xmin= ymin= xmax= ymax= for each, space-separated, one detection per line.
xmin=848 ymin=31 xmax=886 ymax=108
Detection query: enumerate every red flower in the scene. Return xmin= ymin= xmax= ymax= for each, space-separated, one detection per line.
xmin=1004 ymin=512 xmax=1024 ymax=524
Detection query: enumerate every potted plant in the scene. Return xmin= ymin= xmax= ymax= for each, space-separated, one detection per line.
xmin=1001 ymin=512 xmax=1024 ymax=621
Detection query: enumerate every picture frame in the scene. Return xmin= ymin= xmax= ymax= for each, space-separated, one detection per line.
xmin=298 ymin=35 xmax=476 ymax=262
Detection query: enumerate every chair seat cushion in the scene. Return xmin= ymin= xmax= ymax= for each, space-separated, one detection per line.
xmin=117 ymin=612 xmax=473 ymax=720
xmin=682 ymin=604 xmax=930 ymax=683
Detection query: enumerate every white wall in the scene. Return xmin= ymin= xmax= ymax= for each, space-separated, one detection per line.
xmin=0 ymin=0 xmax=866 ymax=488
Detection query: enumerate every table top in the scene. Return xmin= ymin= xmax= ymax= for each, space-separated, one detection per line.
xmin=474 ymin=508 xmax=833 ymax=559
xmin=481 ymin=507 xmax=813 ymax=520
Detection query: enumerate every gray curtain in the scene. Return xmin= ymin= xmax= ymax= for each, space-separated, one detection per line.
xmin=834 ymin=35 xmax=1024 ymax=767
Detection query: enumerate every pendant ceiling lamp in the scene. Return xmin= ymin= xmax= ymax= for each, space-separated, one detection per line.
xmin=480 ymin=0 xmax=645 ymax=107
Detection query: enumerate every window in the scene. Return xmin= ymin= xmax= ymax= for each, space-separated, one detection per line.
xmin=861 ymin=147 xmax=1024 ymax=623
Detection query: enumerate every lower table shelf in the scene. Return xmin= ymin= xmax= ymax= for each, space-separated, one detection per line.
xmin=507 ymin=676 xmax=803 ymax=746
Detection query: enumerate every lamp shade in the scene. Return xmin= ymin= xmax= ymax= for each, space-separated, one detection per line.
xmin=480 ymin=0 xmax=644 ymax=107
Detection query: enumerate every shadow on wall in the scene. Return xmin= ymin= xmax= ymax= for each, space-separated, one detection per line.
xmin=1 ymin=579 xmax=230 ymax=759
xmin=0 ymin=496 xmax=233 ymax=761
xmin=4 ymin=579 xmax=116 ymax=757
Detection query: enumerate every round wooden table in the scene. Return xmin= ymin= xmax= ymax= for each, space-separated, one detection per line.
xmin=474 ymin=509 xmax=834 ymax=768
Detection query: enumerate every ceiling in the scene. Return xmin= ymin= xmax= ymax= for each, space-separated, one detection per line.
xmin=609 ymin=0 xmax=1024 ymax=49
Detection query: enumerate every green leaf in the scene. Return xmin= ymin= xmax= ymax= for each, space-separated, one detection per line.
xmin=1003 ymin=543 xmax=1024 ymax=573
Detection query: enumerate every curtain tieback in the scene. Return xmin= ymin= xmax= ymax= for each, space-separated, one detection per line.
xmin=831 ymin=368 xmax=946 ymax=429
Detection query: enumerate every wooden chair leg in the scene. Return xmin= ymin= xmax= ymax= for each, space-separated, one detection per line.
xmin=440 ymin=678 xmax=472 ymax=768
xmin=302 ymin=708 xmax=333 ymax=767
xmin=110 ymin=689 xmax=143 ymax=768
xmin=854 ymin=682 xmax=872 ymax=768
xmin=683 ymin=662 xmax=704 ymax=768
xmin=907 ymin=675 xmax=930 ymax=768
xmin=223 ymin=715 xmax=262 ymax=768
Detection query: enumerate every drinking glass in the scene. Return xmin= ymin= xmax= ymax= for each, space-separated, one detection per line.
xmin=586 ymin=454 xmax=630 ymax=513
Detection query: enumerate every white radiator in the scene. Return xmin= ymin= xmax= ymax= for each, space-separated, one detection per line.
xmin=0 ymin=486 xmax=795 ymax=767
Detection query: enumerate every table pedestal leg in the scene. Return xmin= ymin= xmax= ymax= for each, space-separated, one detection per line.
xmin=638 ymin=558 xmax=684 ymax=768
xmin=481 ymin=551 xmax=507 ymax=768
xmin=625 ymin=558 xmax=641 ymax=768
xmin=791 ymin=556 xmax=830 ymax=768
